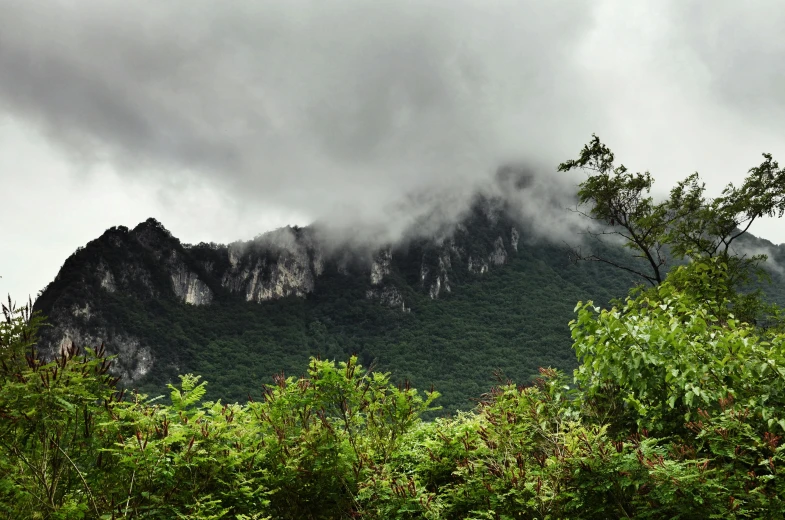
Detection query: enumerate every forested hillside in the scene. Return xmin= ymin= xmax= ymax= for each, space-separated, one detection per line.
xmin=32 ymin=200 xmax=653 ymax=413
xmin=29 ymin=136 xmax=785 ymax=418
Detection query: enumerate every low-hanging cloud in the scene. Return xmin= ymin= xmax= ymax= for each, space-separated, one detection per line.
xmin=0 ymin=0 xmax=600 ymax=244
xmin=1 ymin=0 xmax=784 ymax=250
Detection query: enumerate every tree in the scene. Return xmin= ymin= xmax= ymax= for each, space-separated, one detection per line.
xmin=558 ymin=135 xmax=785 ymax=290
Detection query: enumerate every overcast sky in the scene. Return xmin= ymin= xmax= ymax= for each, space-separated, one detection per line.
xmin=2 ymin=0 xmax=784 ymax=301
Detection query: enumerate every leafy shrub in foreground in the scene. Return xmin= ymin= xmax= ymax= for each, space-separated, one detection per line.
xmin=3 ymin=259 xmax=785 ymax=518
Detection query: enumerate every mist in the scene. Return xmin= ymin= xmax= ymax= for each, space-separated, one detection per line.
xmin=0 ymin=0 xmax=603 ymax=245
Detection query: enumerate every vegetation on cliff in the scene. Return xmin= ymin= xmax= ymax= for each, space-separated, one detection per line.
xmin=33 ymin=205 xmax=650 ymax=414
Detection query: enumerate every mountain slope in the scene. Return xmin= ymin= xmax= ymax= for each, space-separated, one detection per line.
xmin=32 ymin=202 xmax=785 ymax=413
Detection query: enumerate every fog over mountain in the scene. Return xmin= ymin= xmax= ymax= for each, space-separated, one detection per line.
xmin=0 ymin=0 xmax=595 ymax=239
xmin=1 ymin=0 xmax=785 ymax=299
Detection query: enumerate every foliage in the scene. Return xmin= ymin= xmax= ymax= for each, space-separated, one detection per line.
xmin=558 ymin=134 xmax=785 ymax=297
xmin=0 ymin=298 xmax=120 ymax=519
xmin=5 ymin=252 xmax=785 ymax=517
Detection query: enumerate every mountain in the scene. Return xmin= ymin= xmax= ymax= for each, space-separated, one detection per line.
xmin=31 ymin=199 xmax=785 ymax=413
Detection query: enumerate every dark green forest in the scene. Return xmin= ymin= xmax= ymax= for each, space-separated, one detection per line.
xmin=81 ymin=240 xmax=642 ymax=413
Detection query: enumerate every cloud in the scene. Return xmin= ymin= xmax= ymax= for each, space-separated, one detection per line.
xmin=0 ymin=0 xmax=602 ymax=245
xmin=2 ymin=0 xmax=785 ymax=262
xmin=663 ymin=0 xmax=785 ymax=129
xmin=731 ymin=241 xmax=785 ymax=277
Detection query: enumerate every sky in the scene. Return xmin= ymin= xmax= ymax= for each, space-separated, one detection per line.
xmin=1 ymin=0 xmax=784 ymax=301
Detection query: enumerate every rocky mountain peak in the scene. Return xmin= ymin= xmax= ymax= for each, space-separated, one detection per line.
xmin=32 ymin=198 xmax=526 ymax=385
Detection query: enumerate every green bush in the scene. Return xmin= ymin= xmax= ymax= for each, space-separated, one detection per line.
xmin=4 ymin=257 xmax=785 ymax=518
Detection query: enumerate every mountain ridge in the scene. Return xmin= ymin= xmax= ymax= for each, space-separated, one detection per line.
xmin=33 ymin=199 xmax=552 ymax=408
xmin=32 ymin=199 xmax=785 ymax=412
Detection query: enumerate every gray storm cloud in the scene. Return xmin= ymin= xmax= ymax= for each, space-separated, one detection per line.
xmin=0 ymin=0 xmax=599 ymax=243
xmin=1 ymin=1 xmax=784 ymax=247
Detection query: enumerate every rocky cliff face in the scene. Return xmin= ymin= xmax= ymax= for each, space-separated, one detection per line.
xmin=171 ymin=264 xmax=213 ymax=305
xmin=33 ymin=202 xmax=524 ymax=385
xmin=222 ymin=227 xmax=323 ymax=302
xmin=54 ymin=325 xmax=154 ymax=382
